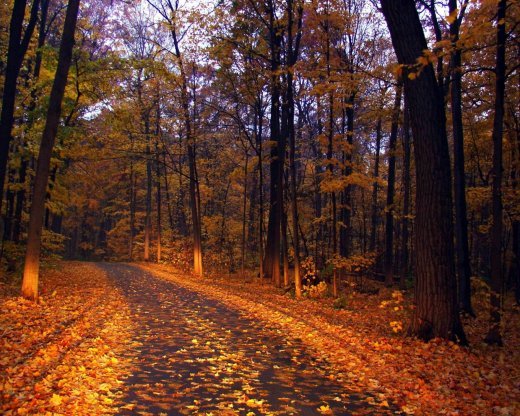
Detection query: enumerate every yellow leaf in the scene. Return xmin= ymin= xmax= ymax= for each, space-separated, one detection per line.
xmin=50 ymin=394 xmax=63 ymax=406
xmin=318 ymin=404 xmax=333 ymax=414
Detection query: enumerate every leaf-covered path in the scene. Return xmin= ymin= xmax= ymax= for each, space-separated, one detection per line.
xmin=103 ymin=263 xmax=379 ymax=415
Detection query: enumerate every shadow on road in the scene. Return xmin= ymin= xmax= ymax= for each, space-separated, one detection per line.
xmin=101 ymin=263 xmax=390 ymax=415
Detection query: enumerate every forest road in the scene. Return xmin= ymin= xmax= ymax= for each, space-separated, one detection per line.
xmin=102 ymin=263 xmax=389 ymax=416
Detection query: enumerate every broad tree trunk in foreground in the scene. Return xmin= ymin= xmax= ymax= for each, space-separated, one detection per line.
xmin=22 ymin=0 xmax=80 ymax=301
xmin=380 ymin=0 xmax=466 ymax=343
xmin=485 ymin=0 xmax=507 ymax=346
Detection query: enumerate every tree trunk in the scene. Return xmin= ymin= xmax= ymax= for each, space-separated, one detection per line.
xmin=263 ymin=16 xmax=283 ymax=286
xmin=384 ymin=82 xmax=403 ymax=286
xmin=12 ymin=0 xmax=50 ymax=244
xmin=21 ymin=0 xmax=80 ymax=301
xmin=339 ymin=96 xmax=354 ymax=259
xmin=400 ymin=103 xmax=412 ymax=290
xmin=290 ymin=94 xmax=301 ymax=298
xmin=162 ymin=150 xmax=175 ymax=233
xmin=155 ymin=132 xmax=162 ymax=263
xmin=241 ymin=153 xmax=249 ymax=277
xmin=381 ymin=0 xmax=466 ymax=342
xmin=129 ymin=140 xmax=135 ymax=261
xmin=12 ymin=157 xmax=27 ymax=242
xmin=287 ymin=0 xmax=303 ymax=295
xmin=144 ymin=113 xmax=152 ymax=262
xmin=370 ymin=115 xmax=382 ymax=252
xmin=0 ymin=0 xmax=40 ymax=216
xmin=257 ymin=99 xmax=264 ymax=281
xmin=485 ymin=0 xmax=507 ymax=346
xmin=449 ymin=0 xmax=474 ymax=316
xmin=170 ymin=14 xmax=202 ymax=276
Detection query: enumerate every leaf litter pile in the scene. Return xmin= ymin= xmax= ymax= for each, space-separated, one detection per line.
xmin=0 ymin=261 xmax=519 ymax=415
xmin=0 ymin=262 xmax=135 ymax=415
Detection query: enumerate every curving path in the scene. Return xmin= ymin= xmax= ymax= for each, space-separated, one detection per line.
xmin=102 ymin=263 xmax=387 ymax=415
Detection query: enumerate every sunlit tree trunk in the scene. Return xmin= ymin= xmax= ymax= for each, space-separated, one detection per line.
xmin=381 ymin=0 xmax=466 ymax=342
xmin=21 ymin=0 xmax=80 ymax=301
xmin=282 ymin=203 xmax=290 ymax=287
xmin=155 ymin=107 xmax=162 ymax=263
xmin=168 ymin=10 xmax=202 ymax=276
xmin=286 ymin=0 xmax=303 ymax=296
xmin=485 ymin=0 xmax=507 ymax=346
xmin=143 ymin=109 xmax=152 ymax=262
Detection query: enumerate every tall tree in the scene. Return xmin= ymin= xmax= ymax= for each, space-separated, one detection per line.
xmin=147 ymin=0 xmax=203 ymax=276
xmin=385 ymin=79 xmax=403 ymax=286
xmin=484 ymin=0 xmax=507 ymax=346
xmin=286 ymin=0 xmax=304 ymax=297
xmin=262 ymin=1 xmax=284 ymax=286
xmin=0 ymin=0 xmax=40 ymax=216
xmin=384 ymin=81 xmax=402 ymax=286
xmin=449 ymin=0 xmax=474 ymax=316
xmin=380 ymin=0 xmax=466 ymax=342
xmin=21 ymin=0 xmax=81 ymax=301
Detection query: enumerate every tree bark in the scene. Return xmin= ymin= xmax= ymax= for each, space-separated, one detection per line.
xmin=339 ymin=96 xmax=354 ymax=259
xmin=287 ymin=0 xmax=303 ymax=295
xmin=484 ymin=0 xmax=507 ymax=346
xmin=21 ymin=0 xmax=80 ymax=301
xmin=0 ymin=0 xmax=40 ymax=217
xmin=370 ymin=115 xmax=382 ymax=252
xmin=384 ymin=82 xmax=402 ymax=286
xmin=380 ymin=0 xmax=466 ymax=342
xmin=11 ymin=0 xmax=51 ymax=244
xmin=241 ymin=153 xmax=249 ymax=277
xmin=155 ymin=106 xmax=162 ymax=263
xmin=169 ymin=9 xmax=202 ymax=276
xmin=143 ymin=108 xmax=152 ymax=262
xmin=263 ymin=10 xmax=283 ymax=286
xmin=400 ymin=103 xmax=412 ymax=290
xmin=449 ymin=0 xmax=474 ymax=316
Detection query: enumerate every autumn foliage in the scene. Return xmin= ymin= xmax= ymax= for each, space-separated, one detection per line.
xmin=2 ymin=262 xmax=518 ymax=415
xmin=0 ymin=0 xmax=519 ymax=413
xmin=0 ymin=263 xmax=134 ymax=414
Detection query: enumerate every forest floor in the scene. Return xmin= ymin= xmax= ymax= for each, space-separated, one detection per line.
xmin=0 ymin=261 xmax=519 ymax=415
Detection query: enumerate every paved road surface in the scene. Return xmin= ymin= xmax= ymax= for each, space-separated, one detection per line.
xmin=102 ymin=263 xmax=388 ymax=415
